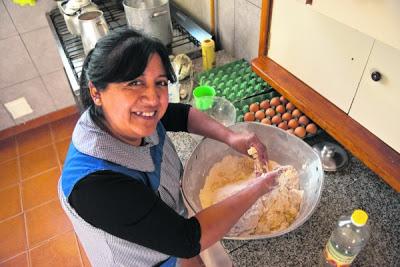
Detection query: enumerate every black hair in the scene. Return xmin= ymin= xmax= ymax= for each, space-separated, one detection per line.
xmin=79 ymin=28 xmax=176 ymax=115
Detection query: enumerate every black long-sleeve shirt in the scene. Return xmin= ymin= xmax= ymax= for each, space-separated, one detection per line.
xmin=68 ymin=103 xmax=202 ymax=258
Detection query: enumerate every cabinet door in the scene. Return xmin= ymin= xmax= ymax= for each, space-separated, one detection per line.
xmin=310 ymin=0 xmax=400 ymax=51
xmin=268 ymin=0 xmax=374 ymax=113
xmin=349 ymin=41 xmax=400 ymax=153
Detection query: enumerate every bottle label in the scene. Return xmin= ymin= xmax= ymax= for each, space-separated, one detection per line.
xmin=323 ymin=241 xmax=354 ymax=267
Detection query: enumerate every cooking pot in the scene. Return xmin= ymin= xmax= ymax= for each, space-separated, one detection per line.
xmin=182 ymin=122 xmax=324 ymax=240
xmin=123 ymin=0 xmax=173 ymax=46
xmin=79 ymin=10 xmax=109 ymax=55
xmin=61 ymin=0 xmax=99 ymax=35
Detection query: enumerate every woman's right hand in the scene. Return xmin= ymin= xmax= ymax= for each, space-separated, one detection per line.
xmin=257 ymin=165 xmax=290 ymax=193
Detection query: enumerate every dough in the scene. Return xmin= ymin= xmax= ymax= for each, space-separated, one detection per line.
xmin=199 ymin=155 xmax=303 ymax=236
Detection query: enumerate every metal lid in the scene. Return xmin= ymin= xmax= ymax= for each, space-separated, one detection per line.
xmin=312 ymin=141 xmax=348 ymax=171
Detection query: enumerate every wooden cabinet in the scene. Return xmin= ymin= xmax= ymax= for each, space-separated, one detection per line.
xmin=268 ymin=0 xmax=374 ymax=113
xmin=349 ymin=41 xmax=400 ymax=153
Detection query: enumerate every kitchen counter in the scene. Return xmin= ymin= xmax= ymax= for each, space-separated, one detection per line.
xmin=167 ymin=51 xmax=400 ymax=267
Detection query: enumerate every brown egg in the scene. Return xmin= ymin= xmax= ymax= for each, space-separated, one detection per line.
xmin=260 ymin=100 xmax=270 ymax=110
xmin=286 ymin=102 xmax=295 ymax=111
xmin=278 ymin=121 xmax=288 ymax=130
xmin=294 ymin=126 xmax=306 ymax=138
xmin=288 ymin=119 xmax=299 ymax=129
xmin=292 ymin=109 xmax=302 ymax=118
xmin=280 ymin=96 xmax=288 ymax=105
xmin=306 ymin=123 xmax=318 ymax=134
xmin=255 ymin=110 xmax=266 ymax=120
xmin=298 ymin=115 xmax=310 ymax=126
xmin=249 ymin=103 xmax=260 ymax=113
xmin=270 ymin=97 xmax=281 ymax=107
xmin=276 ymin=104 xmax=286 ymax=114
xmin=261 ymin=118 xmax=271 ymax=125
xmin=282 ymin=112 xmax=292 ymax=121
xmin=286 ymin=128 xmax=294 ymax=135
xmin=244 ymin=112 xmax=255 ymax=122
xmin=265 ymin=108 xmax=275 ymax=117
xmin=271 ymin=114 xmax=282 ymax=125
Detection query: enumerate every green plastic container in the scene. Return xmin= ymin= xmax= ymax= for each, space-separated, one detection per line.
xmin=193 ymin=85 xmax=216 ymax=110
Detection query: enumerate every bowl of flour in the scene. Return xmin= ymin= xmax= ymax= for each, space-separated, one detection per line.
xmin=182 ymin=122 xmax=324 ymax=240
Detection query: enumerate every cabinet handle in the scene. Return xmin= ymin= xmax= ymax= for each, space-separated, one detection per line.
xmin=371 ymin=71 xmax=382 ymax=82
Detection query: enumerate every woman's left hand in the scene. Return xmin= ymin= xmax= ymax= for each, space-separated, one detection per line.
xmin=227 ymin=131 xmax=269 ymax=165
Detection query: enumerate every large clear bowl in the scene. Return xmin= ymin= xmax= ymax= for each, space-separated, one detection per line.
xmin=181 ymin=122 xmax=324 ymax=240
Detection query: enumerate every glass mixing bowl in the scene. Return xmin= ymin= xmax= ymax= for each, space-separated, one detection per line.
xmin=181 ymin=122 xmax=324 ymax=240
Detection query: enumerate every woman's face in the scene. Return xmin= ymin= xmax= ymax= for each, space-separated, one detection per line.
xmin=95 ymin=53 xmax=169 ymax=146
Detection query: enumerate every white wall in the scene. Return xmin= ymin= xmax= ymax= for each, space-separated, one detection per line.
xmin=0 ymin=0 xmax=75 ymax=131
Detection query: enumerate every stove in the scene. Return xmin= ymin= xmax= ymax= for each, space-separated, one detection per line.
xmin=46 ymin=1 xmax=211 ymax=104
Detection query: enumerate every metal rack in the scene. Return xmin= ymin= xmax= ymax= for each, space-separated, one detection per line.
xmin=46 ymin=2 xmax=211 ymax=99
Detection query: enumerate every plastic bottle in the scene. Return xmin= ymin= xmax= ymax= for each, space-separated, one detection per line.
xmin=320 ymin=209 xmax=370 ymax=267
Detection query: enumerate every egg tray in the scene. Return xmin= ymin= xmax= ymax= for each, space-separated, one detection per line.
xmin=196 ymin=59 xmax=272 ymax=102
xmin=234 ymin=92 xmax=320 ymax=139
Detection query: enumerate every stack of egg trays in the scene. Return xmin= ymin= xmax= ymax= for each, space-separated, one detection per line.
xmin=196 ymin=59 xmax=273 ymax=102
xmin=234 ymin=90 xmax=280 ymax=122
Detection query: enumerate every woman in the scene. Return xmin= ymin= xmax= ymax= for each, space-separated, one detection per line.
xmin=59 ymin=29 xmax=282 ymax=267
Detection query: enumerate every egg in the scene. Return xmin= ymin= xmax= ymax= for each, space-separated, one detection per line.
xmin=265 ymin=108 xmax=275 ymax=117
xmin=298 ymin=115 xmax=310 ymax=126
xmin=292 ymin=109 xmax=302 ymax=118
xmin=294 ymin=126 xmax=306 ymax=138
xmin=255 ymin=110 xmax=266 ymax=120
xmin=244 ymin=112 xmax=255 ymax=121
xmin=288 ymin=119 xmax=299 ymax=129
xmin=270 ymin=97 xmax=280 ymax=107
xmin=279 ymin=95 xmax=288 ymax=105
xmin=306 ymin=123 xmax=318 ymax=134
xmin=261 ymin=118 xmax=271 ymax=125
xmin=249 ymin=103 xmax=260 ymax=113
xmin=260 ymin=100 xmax=270 ymax=110
xmin=282 ymin=112 xmax=292 ymax=121
xmin=276 ymin=104 xmax=286 ymax=114
xmin=271 ymin=114 xmax=282 ymax=125
xmin=286 ymin=102 xmax=295 ymax=111
xmin=278 ymin=121 xmax=288 ymax=130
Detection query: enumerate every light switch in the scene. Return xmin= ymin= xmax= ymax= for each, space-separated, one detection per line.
xmin=4 ymin=97 xmax=33 ymax=119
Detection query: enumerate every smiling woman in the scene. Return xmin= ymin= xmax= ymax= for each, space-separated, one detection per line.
xmin=59 ymin=28 xmax=285 ymax=267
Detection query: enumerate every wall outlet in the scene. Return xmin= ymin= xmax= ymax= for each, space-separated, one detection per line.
xmin=4 ymin=97 xmax=33 ymax=119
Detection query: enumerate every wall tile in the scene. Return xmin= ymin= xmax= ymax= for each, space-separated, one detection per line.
xmin=3 ymin=0 xmax=56 ymax=34
xmin=247 ymin=0 xmax=262 ymax=8
xmin=0 ymin=104 xmax=15 ymax=131
xmin=0 ymin=35 xmax=38 ymax=89
xmin=0 ymin=77 xmax=56 ymax=124
xmin=21 ymin=27 xmax=63 ymax=75
xmin=41 ymin=70 xmax=75 ymax=109
xmin=0 ymin=1 xmax=18 ymax=40
xmin=234 ymin=0 xmax=261 ymax=61
xmin=216 ymin=0 xmax=235 ymax=54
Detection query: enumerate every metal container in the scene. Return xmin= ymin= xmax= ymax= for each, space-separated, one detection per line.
xmin=123 ymin=0 xmax=173 ymax=46
xmin=78 ymin=10 xmax=109 ymax=55
xmin=61 ymin=0 xmax=99 ymax=35
xmin=182 ymin=122 xmax=324 ymax=240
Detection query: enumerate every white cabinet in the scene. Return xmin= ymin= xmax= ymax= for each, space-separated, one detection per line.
xmin=309 ymin=0 xmax=400 ymax=51
xmin=349 ymin=41 xmax=400 ymax=153
xmin=268 ymin=0 xmax=374 ymax=113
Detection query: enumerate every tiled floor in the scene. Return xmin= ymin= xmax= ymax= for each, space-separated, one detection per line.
xmin=0 ymin=114 xmax=91 ymax=267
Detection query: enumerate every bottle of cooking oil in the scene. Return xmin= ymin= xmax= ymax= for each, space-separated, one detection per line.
xmin=320 ymin=209 xmax=370 ymax=267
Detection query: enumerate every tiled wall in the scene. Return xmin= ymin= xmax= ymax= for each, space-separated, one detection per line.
xmin=0 ymin=0 xmax=75 ymax=131
xmin=174 ymin=0 xmax=262 ymax=61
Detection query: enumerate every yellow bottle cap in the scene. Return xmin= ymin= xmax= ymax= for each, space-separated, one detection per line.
xmin=351 ymin=209 xmax=368 ymax=226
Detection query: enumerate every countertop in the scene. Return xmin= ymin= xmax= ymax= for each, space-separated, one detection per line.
xmin=167 ymin=51 xmax=400 ymax=267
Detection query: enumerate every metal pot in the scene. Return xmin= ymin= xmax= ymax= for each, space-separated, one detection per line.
xmin=78 ymin=10 xmax=109 ymax=55
xmin=123 ymin=0 xmax=173 ymax=46
xmin=61 ymin=0 xmax=99 ymax=35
